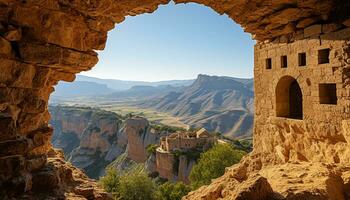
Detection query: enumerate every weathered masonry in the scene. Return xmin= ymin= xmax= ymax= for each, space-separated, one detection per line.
xmin=0 ymin=0 xmax=349 ymax=199
xmin=254 ymin=27 xmax=350 ymax=164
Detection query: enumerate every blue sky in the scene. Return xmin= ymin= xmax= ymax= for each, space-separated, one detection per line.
xmin=81 ymin=2 xmax=255 ymax=81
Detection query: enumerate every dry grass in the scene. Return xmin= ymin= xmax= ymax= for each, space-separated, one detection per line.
xmin=101 ymin=103 xmax=189 ymax=129
xmin=51 ymin=98 xmax=188 ymax=129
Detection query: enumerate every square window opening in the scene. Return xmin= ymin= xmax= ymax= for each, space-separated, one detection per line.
xmin=281 ymin=55 xmax=287 ymax=68
xmin=266 ymin=58 xmax=272 ymax=69
xmin=319 ymin=83 xmax=337 ymax=105
xmin=298 ymin=52 xmax=306 ymax=66
xmin=318 ymin=49 xmax=330 ymax=64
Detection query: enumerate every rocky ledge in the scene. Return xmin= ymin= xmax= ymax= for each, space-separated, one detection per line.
xmin=184 ymin=153 xmax=350 ymax=200
xmin=2 ymin=148 xmax=112 ymax=200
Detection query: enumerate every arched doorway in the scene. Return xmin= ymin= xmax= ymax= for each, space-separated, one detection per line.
xmin=276 ymin=76 xmax=303 ymax=120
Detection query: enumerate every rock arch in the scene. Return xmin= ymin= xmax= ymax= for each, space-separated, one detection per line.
xmin=276 ymin=76 xmax=303 ymax=120
xmin=0 ymin=0 xmax=350 ymax=199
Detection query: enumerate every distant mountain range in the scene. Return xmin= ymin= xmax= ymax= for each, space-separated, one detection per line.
xmin=76 ymin=75 xmax=194 ymax=91
xmin=136 ymin=74 xmax=254 ymax=138
xmin=52 ymin=75 xmax=194 ymax=97
xmin=52 ymin=74 xmax=254 ymax=138
xmin=105 ymin=85 xmax=184 ymax=101
xmin=53 ymin=81 xmax=115 ymax=97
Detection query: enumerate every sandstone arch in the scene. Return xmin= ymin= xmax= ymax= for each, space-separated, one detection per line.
xmin=0 ymin=0 xmax=350 ymax=199
xmin=276 ymin=76 xmax=303 ymax=120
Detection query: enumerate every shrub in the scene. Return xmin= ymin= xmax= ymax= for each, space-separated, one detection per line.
xmin=156 ymin=182 xmax=191 ymax=200
xmin=118 ymin=171 xmax=158 ymax=200
xmin=126 ymin=112 xmax=134 ymax=119
xmin=99 ymin=167 xmax=120 ymax=195
xmin=146 ymin=144 xmax=158 ymax=155
xmin=189 ymin=144 xmax=246 ymax=188
xmin=240 ymin=139 xmax=252 ymax=150
xmin=101 ymin=166 xmax=194 ymax=200
xmin=100 ymin=168 xmax=158 ymax=200
xmin=151 ymin=124 xmax=186 ymax=133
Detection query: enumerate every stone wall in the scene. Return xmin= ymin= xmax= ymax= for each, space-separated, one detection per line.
xmin=155 ymin=149 xmax=175 ymax=181
xmin=155 ymin=149 xmax=195 ymax=183
xmin=178 ymin=155 xmax=196 ymax=184
xmin=253 ymin=26 xmax=350 ymax=165
xmin=184 ymin=26 xmax=350 ymax=200
xmin=164 ymin=136 xmax=214 ymax=152
xmin=156 ymin=131 xmax=214 ymax=183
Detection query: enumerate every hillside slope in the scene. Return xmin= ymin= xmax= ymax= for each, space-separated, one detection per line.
xmin=105 ymin=85 xmax=184 ymax=101
xmin=53 ymin=81 xmax=115 ymax=97
xmin=138 ymin=75 xmax=254 ymax=138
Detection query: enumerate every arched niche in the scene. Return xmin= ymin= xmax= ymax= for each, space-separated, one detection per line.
xmin=276 ymin=76 xmax=303 ymax=120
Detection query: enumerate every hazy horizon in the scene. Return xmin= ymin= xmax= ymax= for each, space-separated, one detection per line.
xmin=78 ymin=73 xmax=253 ymax=83
xmin=80 ymin=2 xmax=255 ymax=82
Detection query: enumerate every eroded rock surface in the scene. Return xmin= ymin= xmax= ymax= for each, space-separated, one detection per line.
xmin=124 ymin=118 xmax=161 ymax=163
xmin=50 ymin=106 xmax=125 ymax=178
xmin=2 ymin=149 xmax=112 ymax=200
xmin=50 ymin=107 xmax=167 ymax=178
xmin=184 ymin=156 xmax=350 ymax=200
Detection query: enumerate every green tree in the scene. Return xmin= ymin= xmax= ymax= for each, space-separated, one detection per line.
xmin=99 ymin=167 xmax=120 ymax=195
xmin=118 ymin=171 xmax=158 ymax=200
xmin=100 ymin=167 xmax=158 ymax=200
xmin=189 ymin=144 xmax=246 ymax=188
xmin=126 ymin=112 xmax=134 ymax=119
xmin=156 ymin=182 xmax=191 ymax=200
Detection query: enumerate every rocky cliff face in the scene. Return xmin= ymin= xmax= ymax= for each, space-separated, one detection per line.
xmin=50 ymin=106 xmax=168 ymax=179
xmin=155 ymin=150 xmax=196 ymax=184
xmin=50 ymin=106 xmax=199 ymax=183
xmin=124 ymin=118 xmax=169 ymax=163
xmin=50 ymin=106 xmax=125 ymax=178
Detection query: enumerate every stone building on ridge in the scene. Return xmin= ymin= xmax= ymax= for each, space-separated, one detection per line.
xmin=159 ymin=128 xmax=215 ymax=152
xmin=156 ymin=128 xmax=215 ymax=184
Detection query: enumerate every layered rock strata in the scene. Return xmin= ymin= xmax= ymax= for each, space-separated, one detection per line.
xmin=124 ymin=118 xmax=162 ymax=163
xmin=50 ymin=106 xmax=125 ymax=178
xmin=50 ymin=107 xmax=165 ymax=178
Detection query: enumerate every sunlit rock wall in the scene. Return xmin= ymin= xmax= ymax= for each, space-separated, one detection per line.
xmin=254 ymin=27 xmax=350 ymax=165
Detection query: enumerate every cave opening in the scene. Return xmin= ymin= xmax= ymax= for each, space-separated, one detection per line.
xmin=49 ymin=1 xmax=255 ymax=184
